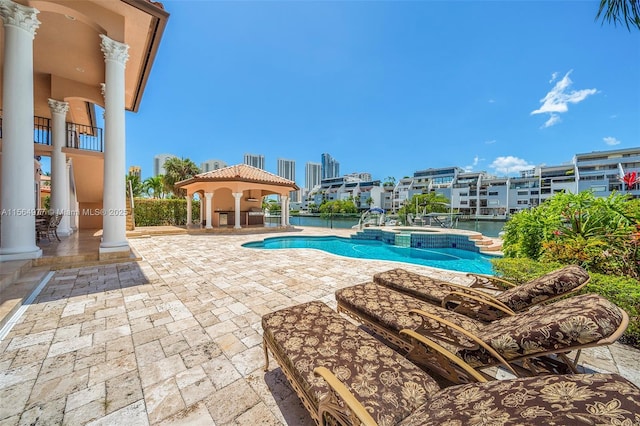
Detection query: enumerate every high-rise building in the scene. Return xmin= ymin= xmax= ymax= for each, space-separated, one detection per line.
xmin=321 ymin=153 xmax=340 ymax=180
xmin=128 ymin=166 xmax=141 ymax=178
xmin=305 ymin=162 xmax=321 ymax=191
xmin=154 ymin=153 xmax=177 ymax=176
xmin=201 ymin=159 xmax=227 ymax=173
xmin=243 ymin=153 xmax=265 ymax=170
xmin=277 ymin=158 xmax=298 ymax=202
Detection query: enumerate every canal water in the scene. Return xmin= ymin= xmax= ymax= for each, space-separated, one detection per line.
xmin=267 ymin=215 xmax=506 ymax=237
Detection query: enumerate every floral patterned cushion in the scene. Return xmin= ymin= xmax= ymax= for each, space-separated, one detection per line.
xmin=336 ymin=282 xmax=484 ymax=337
xmin=398 ymin=373 xmax=640 ymax=426
xmin=496 ymin=265 xmax=590 ymax=311
xmin=463 ymin=293 xmax=626 ymax=365
xmin=374 ymin=268 xmax=474 ymax=305
xmin=262 ymin=301 xmax=441 ymax=426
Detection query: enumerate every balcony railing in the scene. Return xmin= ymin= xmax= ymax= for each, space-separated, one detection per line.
xmin=0 ymin=115 xmax=103 ymax=153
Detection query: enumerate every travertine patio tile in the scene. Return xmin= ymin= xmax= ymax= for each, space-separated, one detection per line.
xmin=28 ymin=368 xmax=89 ymax=408
xmin=230 ymin=346 xmax=265 ymax=376
xmin=204 ymin=320 xmax=239 ymax=339
xmin=93 ymin=324 xmax=131 ymax=346
xmin=0 ymin=362 xmax=40 ymax=390
xmin=63 ymin=399 xmax=106 ymax=425
xmin=105 ymin=370 xmax=143 ymax=414
xmin=156 ymin=400 xmax=215 ymax=426
xmin=201 ymin=354 xmax=242 ymax=390
xmin=88 ymin=353 xmax=137 ymax=387
xmin=179 ymin=341 xmax=221 ymax=369
xmin=134 ymin=340 xmax=165 ymax=367
xmin=165 ymin=317 xmax=199 ymax=335
xmin=138 ymin=353 xmax=186 ymax=388
xmin=205 ymin=379 xmax=260 ymax=424
xmin=0 ymin=380 xmax=33 ymax=420
xmin=144 ymin=377 xmax=186 ymax=424
xmin=132 ymin=326 xmax=168 ymax=347
xmin=8 ymin=343 xmax=49 ymax=369
xmin=19 ymin=397 xmax=65 ymax=426
xmin=65 ymin=382 xmax=106 ymax=412
xmin=5 ymin=330 xmax=55 ymax=352
xmin=214 ymin=333 xmax=246 ymax=357
xmin=37 ymin=352 xmax=76 ymax=384
xmin=47 ymin=334 xmax=92 ymax=358
xmin=85 ymin=400 xmax=148 ymax=426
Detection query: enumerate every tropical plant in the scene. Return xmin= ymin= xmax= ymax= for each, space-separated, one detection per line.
xmin=397 ymin=192 xmax=450 ymax=218
xmin=126 ymin=174 xmax=144 ymax=198
xmin=162 ymin=157 xmax=201 ymax=198
xmin=501 ymin=191 xmax=640 ymax=278
xmin=596 ymin=0 xmax=640 ymax=30
xmin=143 ymin=175 xmax=165 ymax=199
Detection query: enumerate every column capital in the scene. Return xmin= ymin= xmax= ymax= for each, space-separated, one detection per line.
xmin=100 ymin=34 xmax=129 ymax=66
xmin=0 ymin=0 xmax=40 ymax=37
xmin=48 ymin=98 xmax=69 ymax=115
xmin=232 ymin=192 xmax=243 ymax=199
xmin=204 ymin=192 xmax=213 ymax=199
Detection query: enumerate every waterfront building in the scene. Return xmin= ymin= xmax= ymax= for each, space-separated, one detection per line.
xmin=201 ymin=159 xmax=228 ymax=173
xmin=128 ymin=166 xmax=141 ymax=179
xmin=154 ymin=154 xmax=177 ymax=176
xmin=277 ymin=158 xmax=298 ymax=202
xmin=574 ymin=148 xmax=640 ymax=197
xmin=243 ymin=153 xmax=265 ymax=170
xmin=305 ymin=162 xmax=321 ymax=191
xmin=321 ymin=153 xmax=340 ymax=179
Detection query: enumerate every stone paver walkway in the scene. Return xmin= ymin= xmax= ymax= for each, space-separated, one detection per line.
xmin=1 ymin=227 xmax=638 ymax=425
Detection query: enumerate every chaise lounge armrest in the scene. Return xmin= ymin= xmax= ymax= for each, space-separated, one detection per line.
xmin=441 ymin=291 xmax=515 ymax=322
xmin=467 ymin=273 xmax=516 ymax=291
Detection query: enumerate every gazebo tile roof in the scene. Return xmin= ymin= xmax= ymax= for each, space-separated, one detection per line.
xmin=176 ymin=164 xmax=298 ymax=189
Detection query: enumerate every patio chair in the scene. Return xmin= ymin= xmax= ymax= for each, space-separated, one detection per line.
xmin=46 ymin=213 xmax=62 ymax=242
xmin=335 ymin=282 xmax=628 ymax=384
xmin=373 ymin=265 xmax=590 ymax=321
xmin=262 ymin=301 xmax=640 ymax=426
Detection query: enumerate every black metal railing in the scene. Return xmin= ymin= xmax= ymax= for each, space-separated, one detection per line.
xmin=66 ymin=122 xmax=103 ymax=152
xmin=0 ymin=113 xmax=103 ymax=153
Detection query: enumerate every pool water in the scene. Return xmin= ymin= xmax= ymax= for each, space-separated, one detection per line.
xmin=243 ymin=236 xmax=496 ymax=275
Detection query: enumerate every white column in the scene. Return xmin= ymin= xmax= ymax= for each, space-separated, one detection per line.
xmin=232 ymin=192 xmax=242 ymax=229
xmin=48 ymin=99 xmax=72 ymax=236
xmin=186 ymin=195 xmax=192 ymax=226
xmin=199 ymin=195 xmax=204 ymax=226
xmin=99 ymin=34 xmax=129 ymax=254
xmin=280 ymin=196 xmax=288 ymax=226
xmin=0 ymin=0 xmax=41 ymax=260
xmin=204 ymin=192 xmax=213 ymax=229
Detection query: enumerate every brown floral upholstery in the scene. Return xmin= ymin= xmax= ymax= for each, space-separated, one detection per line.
xmin=262 ymin=301 xmax=441 ymax=425
xmin=373 ymin=266 xmax=590 ymax=319
xmin=374 ymin=268 xmax=476 ymax=305
xmin=336 ymin=283 xmax=627 ymax=370
xmin=398 ymin=373 xmax=640 ymax=426
xmin=493 ymin=264 xmax=590 ymax=311
xmin=263 ymin=301 xmax=640 ymax=425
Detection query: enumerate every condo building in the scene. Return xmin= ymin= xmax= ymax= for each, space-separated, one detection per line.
xmin=305 ymin=162 xmax=322 ymax=191
xmin=154 ymin=153 xmax=177 ymax=176
xmin=243 ymin=153 xmax=265 ymax=170
xmin=277 ymin=158 xmax=298 ymax=202
xmin=201 ymin=159 xmax=228 ymax=173
xmin=321 ymin=153 xmax=340 ymax=180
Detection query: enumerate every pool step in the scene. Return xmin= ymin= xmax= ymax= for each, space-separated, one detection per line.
xmin=395 ymin=234 xmax=411 ymax=247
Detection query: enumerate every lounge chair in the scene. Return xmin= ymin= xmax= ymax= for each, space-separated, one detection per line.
xmin=373 ymin=265 xmax=591 ymax=321
xmin=335 ymin=282 xmax=628 ymax=383
xmin=262 ymin=301 xmax=640 ymax=426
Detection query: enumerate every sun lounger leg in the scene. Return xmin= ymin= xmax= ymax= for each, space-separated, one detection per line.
xmin=263 ymin=338 xmax=269 ymax=371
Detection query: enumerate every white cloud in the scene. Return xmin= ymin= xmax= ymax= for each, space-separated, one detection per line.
xmin=542 ymin=114 xmax=561 ymax=128
xmin=531 ymin=70 xmax=597 ymax=127
xmin=490 ymin=156 xmax=534 ymax=175
xmin=549 ymin=72 xmax=559 ymax=83
xmin=485 ymin=139 xmax=496 ymax=144
xmin=463 ymin=155 xmax=483 ymax=172
xmin=603 ymin=136 xmax=621 ymax=146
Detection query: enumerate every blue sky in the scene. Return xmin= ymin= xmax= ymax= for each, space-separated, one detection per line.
xmin=125 ymin=0 xmax=640 ymax=185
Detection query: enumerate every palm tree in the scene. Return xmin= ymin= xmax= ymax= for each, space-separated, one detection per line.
xmin=126 ymin=174 xmax=144 ymax=198
xmin=143 ymin=176 xmax=165 ymax=199
xmin=162 ymin=157 xmax=201 ymax=198
xmin=596 ymin=0 xmax=640 ymax=30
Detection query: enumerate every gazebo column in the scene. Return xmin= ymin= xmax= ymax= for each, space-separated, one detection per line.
xmin=99 ymin=34 xmax=130 ymax=255
xmin=186 ymin=195 xmax=192 ymax=226
xmin=48 ymin=98 xmax=72 ymax=236
xmin=204 ymin=192 xmax=213 ymax=229
xmin=232 ymin=192 xmax=242 ymax=229
xmin=0 ymin=0 xmax=41 ymax=261
xmin=280 ymin=195 xmax=288 ymax=227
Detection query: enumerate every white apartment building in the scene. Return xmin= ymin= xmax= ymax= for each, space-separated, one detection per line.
xmin=277 ymin=158 xmax=298 ymax=202
xmin=305 ymin=162 xmax=321 ymax=191
xmin=154 ymin=153 xmax=177 ymax=176
xmin=201 ymin=159 xmax=227 ymax=173
xmin=243 ymin=153 xmax=265 ymax=170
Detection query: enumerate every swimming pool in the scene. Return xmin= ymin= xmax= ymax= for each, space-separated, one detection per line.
xmin=243 ymin=236 xmax=497 ymax=274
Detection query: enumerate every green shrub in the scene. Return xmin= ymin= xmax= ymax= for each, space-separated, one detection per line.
xmin=490 ymin=257 xmax=640 ymax=348
xmin=133 ymin=198 xmax=200 ymax=226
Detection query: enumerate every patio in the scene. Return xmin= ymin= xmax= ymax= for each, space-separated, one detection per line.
xmin=1 ymin=227 xmax=639 ymax=425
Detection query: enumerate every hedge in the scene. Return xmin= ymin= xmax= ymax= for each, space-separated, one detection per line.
xmin=133 ymin=198 xmax=200 ymax=226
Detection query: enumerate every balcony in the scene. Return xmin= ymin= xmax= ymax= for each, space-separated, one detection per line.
xmin=0 ymin=115 xmax=104 ymax=152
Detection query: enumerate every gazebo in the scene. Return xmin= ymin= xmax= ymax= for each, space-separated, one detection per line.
xmin=175 ymin=164 xmax=299 ymax=229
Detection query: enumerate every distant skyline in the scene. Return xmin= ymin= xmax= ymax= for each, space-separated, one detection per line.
xmin=119 ymin=1 xmax=639 ymax=186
